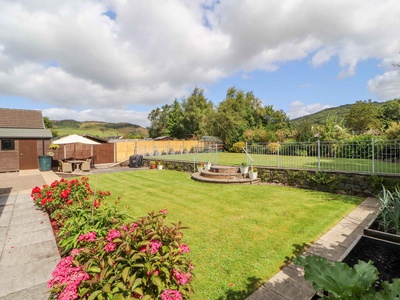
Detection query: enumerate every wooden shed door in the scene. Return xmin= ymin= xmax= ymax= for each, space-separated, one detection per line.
xmin=19 ymin=140 xmax=38 ymax=170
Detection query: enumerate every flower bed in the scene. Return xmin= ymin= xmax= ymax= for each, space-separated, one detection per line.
xmin=31 ymin=177 xmax=194 ymax=300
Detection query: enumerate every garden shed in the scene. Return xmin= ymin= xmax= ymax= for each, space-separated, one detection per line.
xmin=0 ymin=108 xmax=52 ymax=172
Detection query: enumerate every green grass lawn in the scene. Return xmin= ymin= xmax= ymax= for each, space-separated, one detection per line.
xmin=152 ymin=152 xmax=400 ymax=174
xmin=86 ymin=170 xmax=362 ymax=299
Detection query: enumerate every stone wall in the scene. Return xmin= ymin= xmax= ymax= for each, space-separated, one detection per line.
xmin=143 ymin=158 xmax=400 ymax=197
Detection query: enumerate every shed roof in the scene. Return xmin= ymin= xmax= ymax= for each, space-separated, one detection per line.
xmin=0 ymin=108 xmax=46 ymax=129
xmin=0 ymin=128 xmax=52 ymax=139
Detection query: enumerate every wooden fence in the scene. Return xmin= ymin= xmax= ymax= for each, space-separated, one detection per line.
xmin=51 ymin=140 xmax=205 ymax=165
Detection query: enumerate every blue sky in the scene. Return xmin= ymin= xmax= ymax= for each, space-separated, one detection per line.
xmin=0 ymin=0 xmax=399 ymax=127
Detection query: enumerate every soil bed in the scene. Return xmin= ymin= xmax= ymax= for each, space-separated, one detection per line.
xmin=342 ymin=236 xmax=400 ymax=288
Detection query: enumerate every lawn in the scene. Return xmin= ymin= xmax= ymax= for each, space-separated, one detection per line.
xmin=86 ymin=170 xmax=362 ymax=299
xmin=151 ymin=152 xmax=400 ymax=174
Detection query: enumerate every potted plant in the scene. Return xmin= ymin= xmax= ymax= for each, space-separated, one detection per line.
xmin=150 ymin=161 xmax=156 ymax=169
xmin=161 ymin=150 xmax=167 ymax=155
xmin=168 ymin=148 xmax=174 ymax=155
xmin=153 ymin=150 xmax=159 ymax=156
xmin=204 ymin=162 xmax=212 ymax=170
xmin=183 ymin=148 xmax=189 ymax=154
xmin=197 ymin=162 xmax=204 ymax=172
xmin=157 ymin=161 xmax=163 ymax=170
xmin=240 ymin=162 xmax=249 ymax=174
xmin=190 ymin=146 xmax=195 ymax=153
xmin=249 ymin=167 xmax=258 ymax=180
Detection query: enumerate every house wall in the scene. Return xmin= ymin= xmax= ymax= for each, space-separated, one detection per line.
xmin=0 ymin=138 xmax=51 ymax=172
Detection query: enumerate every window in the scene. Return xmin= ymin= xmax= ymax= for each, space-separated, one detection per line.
xmin=1 ymin=139 xmax=15 ymax=150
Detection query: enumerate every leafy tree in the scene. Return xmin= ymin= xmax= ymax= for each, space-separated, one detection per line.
xmin=379 ymin=99 xmax=400 ymax=128
xmin=385 ymin=122 xmax=400 ymax=140
xmin=294 ymin=120 xmax=316 ymax=142
xmin=214 ymin=87 xmax=258 ymax=149
xmin=43 ymin=116 xmax=53 ymax=128
xmin=181 ymin=87 xmax=213 ymax=137
xmin=344 ymin=100 xmax=380 ymax=134
xmin=166 ymin=99 xmax=185 ymax=138
xmin=147 ymin=104 xmax=170 ymax=138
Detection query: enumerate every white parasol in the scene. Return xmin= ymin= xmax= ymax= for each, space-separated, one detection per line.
xmin=52 ymin=134 xmax=100 ymax=159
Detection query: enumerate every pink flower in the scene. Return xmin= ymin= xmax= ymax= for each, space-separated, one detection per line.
xmin=172 ymin=270 xmax=189 ymax=285
xmin=159 ymin=209 xmax=168 ymax=215
xmin=179 ymin=244 xmax=190 ymax=253
xmin=161 ymin=290 xmax=182 ymax=300
xmin=48 ymin=256 xmax=89 ymax=300
xmin=150 ymin=240 xmax=162 ymax=254
xmin=78 ymin=232 xmax=97 ymax=243
xmin=105 ymin=242 xmax=116 ymax=253
xmin=70 ymin=248 xmax=83 ymax=257
xmin=106 ymin=229 xmax=121 ymax=242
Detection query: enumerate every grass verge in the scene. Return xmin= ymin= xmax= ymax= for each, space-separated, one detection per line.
xmin=87 ymin=170 xmax=362 ymax=299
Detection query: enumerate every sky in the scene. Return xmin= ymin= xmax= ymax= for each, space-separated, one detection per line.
xmin=0 ymin=0 xmax=400 ymax=128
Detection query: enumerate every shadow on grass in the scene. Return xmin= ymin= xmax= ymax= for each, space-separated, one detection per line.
xmin=216 ymin=276 xmax=264 ymax=300
xmin=283 ymin=242 xmax=310 ymax=266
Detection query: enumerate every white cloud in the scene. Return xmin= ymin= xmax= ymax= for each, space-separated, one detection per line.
xmin=43 ymin=108 xmax=150 ymax=127
xmin=287 ymin=101 xmax=332 ymax=119
xmin=368 ymin=71 xmax=400 ymax=100
xmin=0 ymin=0 xmax=399 ymax=121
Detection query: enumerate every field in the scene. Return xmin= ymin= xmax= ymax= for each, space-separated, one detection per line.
xmin=86 ymin=170 xmax=362 ymax=299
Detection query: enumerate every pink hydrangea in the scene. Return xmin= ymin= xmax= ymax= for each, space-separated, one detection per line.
xmin=161 ymin=290 xmax=182 ymax=300
xmin=106 ymin=229 xmax=121 ymax=242
xmin=105 ymin=242 xmax=117 ymax=253
xmin=48 ymin=256 xmax=89 ymax=300
xmin=179 ymin=244 xmax=190 ymax=253
xmin=78 ymin=232 xmax=97 ymax=243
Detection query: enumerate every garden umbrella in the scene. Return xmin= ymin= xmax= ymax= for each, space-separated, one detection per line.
xmin=52 ymin=134 xmax=100 ymax=159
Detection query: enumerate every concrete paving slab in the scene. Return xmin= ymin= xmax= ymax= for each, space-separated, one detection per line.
xmin=4 ymin=227 xmax=55 ymax=248
xmin=0 ymin=255 xmax=59 ymax=297
xmin=0 ymin=283 xmax=49 ymax=300
xmin=0 ymin=240 xmax=58 ymax=268
xmin=0 ymin=211 xmax=12 ymax=227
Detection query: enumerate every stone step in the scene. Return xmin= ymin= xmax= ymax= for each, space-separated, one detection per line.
xmin=200 ymin=169 xmax=246 ymax=180
xmin=191 ymin=172 xmax=260 ymax=184
xmin=209 ymin=165 xmax=241 ymax=174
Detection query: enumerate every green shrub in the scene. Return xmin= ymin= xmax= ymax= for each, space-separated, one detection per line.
xmin=32 ymin=179 xmax=195 ymax=300
xmin=231 ymin=141 xmax=245 ymax=153
xmin=266 ymin=142 xmax=280 ymax=154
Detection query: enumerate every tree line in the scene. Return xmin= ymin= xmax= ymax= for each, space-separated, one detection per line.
xmin=148 ymin=86 xmax=400 ymax=151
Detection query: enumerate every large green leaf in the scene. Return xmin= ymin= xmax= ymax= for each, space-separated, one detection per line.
xmin=295 ymin=256 xmax=378 ymax=298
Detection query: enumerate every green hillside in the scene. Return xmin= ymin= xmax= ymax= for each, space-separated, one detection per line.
xmin=51 ymin=120 xmax=148 ymax=138
xmin=290 ymin=101 xmax=383 ymax=126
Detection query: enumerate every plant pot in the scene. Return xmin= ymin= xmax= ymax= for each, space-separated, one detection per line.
xmin=249 ymin=171 xmax=258 ymax=180
xmin=204 ymin=162 xmax=211 ymax=170
xmin=364 ymin=218 xmax=400 ymax=244
xmin=197 ymin=167 xmax=203 ymax=172
xmin=169 ymin=151 xmax=174 ymax=155
xmin=240 ymin=166 xmax=249 ymax=174
xmin=183 ymin=150 xmax=189 ymax=154
xmin=157 ymin=165 xmax=163 ymax=170
xmin=154 ymin=151 xmax=159 ymax=156
xmin=150 ymin=165 xmax=156 ymax=169
xmin=340 ymin=235 xmax=400 ymax=287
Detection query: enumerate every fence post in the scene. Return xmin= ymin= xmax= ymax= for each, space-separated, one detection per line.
xmin=277 ymin=142 xmax=280 ymax=168
xmin=318 ymin=140 xmax=321 ymax=171
xmin=246 ymin=142 xmax=248 ymax=165
xmin=372 ymin=138 xmax=375 ymax=174
xmin=216 ymin=143 xmax=218 ymax=164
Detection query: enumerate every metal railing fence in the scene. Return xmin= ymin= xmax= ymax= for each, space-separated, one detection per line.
xmin=246 ymin=139 xmax=400 ymax=174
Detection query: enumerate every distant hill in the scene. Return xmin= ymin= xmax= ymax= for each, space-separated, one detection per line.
xmin=290 ymin=101 xmax=383 ymax=126
xmin=51 ymin=120 xmax=148 ymax=138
